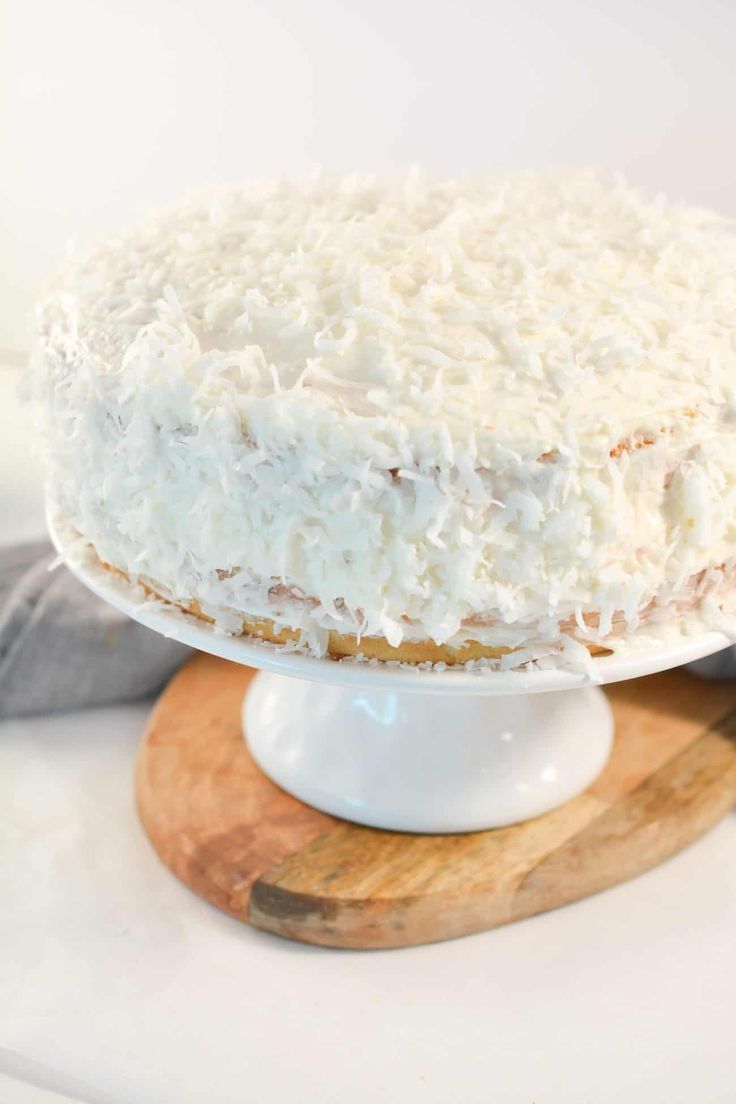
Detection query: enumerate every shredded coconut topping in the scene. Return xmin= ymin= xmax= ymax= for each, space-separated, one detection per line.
xmin=32 ymin=170 xmax=736 ymax=662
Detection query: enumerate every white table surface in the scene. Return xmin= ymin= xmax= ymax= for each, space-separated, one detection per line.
xmin=2 ymin=366 xmax=736 ymax=1104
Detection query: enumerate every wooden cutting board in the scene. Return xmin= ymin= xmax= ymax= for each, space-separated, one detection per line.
xmin=135 ymin=653 xmax=736 ymax=949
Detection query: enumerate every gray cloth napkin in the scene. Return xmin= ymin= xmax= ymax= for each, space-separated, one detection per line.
xmin=0 ymin=541 xmax=191 ymax=718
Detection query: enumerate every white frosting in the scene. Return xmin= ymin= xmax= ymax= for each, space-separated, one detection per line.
xmin=32 ymin=170 xmax=736 ymax=662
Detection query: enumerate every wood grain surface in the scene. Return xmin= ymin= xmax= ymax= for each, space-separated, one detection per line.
xmin=135 ymin=653 xmax=736 ymax=948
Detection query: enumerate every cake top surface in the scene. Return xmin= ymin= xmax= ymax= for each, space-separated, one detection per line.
xmin=38 ymin=169 xmax=736 ymax=455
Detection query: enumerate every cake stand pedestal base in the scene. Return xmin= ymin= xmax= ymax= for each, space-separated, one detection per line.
xmin=136 ymin=653 xmax=736 ymax=949
xmin=244 ymin=673 xmax=613 ymax=833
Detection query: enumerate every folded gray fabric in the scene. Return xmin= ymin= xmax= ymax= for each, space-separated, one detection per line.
xmin=0 ymin=541 xmax=191 ymax=718
xmin=685 ymin=649 xmax=736 ymax=680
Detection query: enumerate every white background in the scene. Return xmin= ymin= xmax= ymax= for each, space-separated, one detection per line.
xmin=2 ymin=2 xmax=736 ymax=1101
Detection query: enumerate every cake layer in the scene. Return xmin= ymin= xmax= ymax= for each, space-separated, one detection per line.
xmin=32 ymin=172 xmax=736 ymax=665
xmin=92 ymin=550 xmax=734 ymax=670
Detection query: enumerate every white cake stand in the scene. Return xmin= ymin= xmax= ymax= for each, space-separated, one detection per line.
xmin=49 ymin=513 xmax=735 ymax=833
